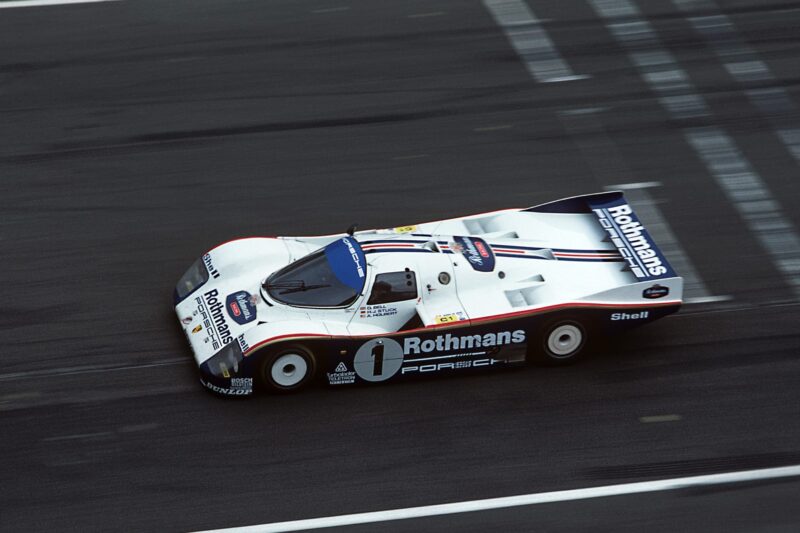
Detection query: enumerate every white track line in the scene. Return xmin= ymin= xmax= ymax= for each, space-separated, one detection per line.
xmin=482 ymin=0 xmax=589 ymax=83
xmin=673 ymin=0 xmax=800 ymax=165
xmin=0 ymin=0 xmax=118 ymax=7
xmin=685 ymin=127 xmax=800 ymax=297
xmin=0 ymin=358 xmax=186 ymax=382
xmin=588 ymin=0 xmax=800 ymax=301
xmin=194 ymin=465 xmax=800 ymax=532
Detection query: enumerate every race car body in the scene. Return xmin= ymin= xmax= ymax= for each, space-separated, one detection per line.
xmin=174 ymin=191 xmax=682 ymax=396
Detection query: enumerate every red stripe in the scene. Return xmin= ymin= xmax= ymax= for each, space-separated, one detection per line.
xmin=491 ymin=248 xmax=526 ymax=254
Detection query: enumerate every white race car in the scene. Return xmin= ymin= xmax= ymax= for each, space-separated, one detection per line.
xmin=174 ymin=192 xmax=682 ymax=396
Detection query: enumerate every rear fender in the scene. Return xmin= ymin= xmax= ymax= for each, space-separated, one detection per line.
xmin=579 ymin=277 xmax=684 ymax=305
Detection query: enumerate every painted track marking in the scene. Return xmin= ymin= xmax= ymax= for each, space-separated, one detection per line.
xmin=640 ymin=414 xmax=682 ymax=423
xmin=408 ymin=12 xmax=445 ymax=19
xmin=588 ymin=0 xmax=800 ymax=301
xmin=0 ymin=0 xmax=118 ymax=7
xmin=482 ymin=0 xmax=589 ymax=83
xmin=193 ymin=465 xmax=800 ymax=532
xmin=0 ymin=357 xmax=186 ymax=382
xmin=673 ymin=0 xmax=800 ymax=165
xmin=310 ymin=6 xmax=350 ymax=14
xmin=685 ymin=128 xmax=800 ymax=299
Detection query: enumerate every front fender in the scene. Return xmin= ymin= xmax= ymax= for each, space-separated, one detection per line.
xmin=238 ymin=320 xmax=331 ymax=357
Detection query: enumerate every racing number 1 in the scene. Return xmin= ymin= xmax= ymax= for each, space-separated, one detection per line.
xmin=354 ymin=338 xmax=400 ymax=382
xmin=371 ymin=344 xmax=384 ymax=376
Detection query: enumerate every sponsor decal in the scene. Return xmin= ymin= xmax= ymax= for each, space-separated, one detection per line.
xmin=325 ymin=237 xmax=367 ymax=291
xmin=202 ymin=253 xmax=220 ymax=279
xmin=343 ymin=238 xmax=365 ymax=279
xmin=359 ymin=304 xmax=398 ymax=318
xmin=328 ymin=361 xmax=357 ymax=385
xmin=434 ymin=312 xmax=466 ymax=324
xmin=195 ymin=296 xmax=218 ymax=348
xmin=201 ymin=379 xmax=251 ymax=396
xmin=197 ymin=289 xmax=233 ymax=350
xmin=192 ymin=324 xmax=202 ymax=334
xmin=452 ymin=236 xmax=495 ymax=272
xmin=237 ymin=335 xmax=251 ymax=354
xmin=349 ymin=329 xmax=527 ymax=383
xmin=403 ymin=329 xmax=525 ymax=355
xmin=611 ymin=311 xmax=650 ymax=321
xmin=394 ymin=225 xmax=418 ymax=234
xmin=226 ymin=291 xmax=257 ymax=325
xmin=230 ymin=377 xmax=253 ymax=392
xmin=590 ymin=198 xmax=675 ymax=280
xmin=643 ymin=284 xmax=670 ymax=299
xmin=402 ymin=358 xmax=505 ymax=374
xmin=181 ymin=316 xmax=192 ymax=325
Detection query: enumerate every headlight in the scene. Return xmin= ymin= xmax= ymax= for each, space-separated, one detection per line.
xmin=175 ymin=257 xmax=210 ymax=300
xmin=206 ymin=341 xmax=245 ymax=378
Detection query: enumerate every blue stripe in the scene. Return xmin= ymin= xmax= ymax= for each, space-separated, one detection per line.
xmin=489 ymin=242 xmax=617 ymax=254
xmin=361 ymin=243 xmax=621 ymax=259
xmin=557 ymin=257 xmax=626 ymax=263
xmin=495 ymin=253 xmax=548 ymax=260
xmin=360 ymin=239 xmax=429 ymax=245
xmin=495 ymin=253 xmax=624 ymax=262
xmin=364 ymin=236 xmax=617 ymax=255
xmin=363 ymin=249 xmax=434 ymax=255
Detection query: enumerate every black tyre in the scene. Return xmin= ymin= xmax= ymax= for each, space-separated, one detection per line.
xmin=537 ymin=320 xmax=587 ymax=365
xmin=258 ymin=345 xmax=316 ymax=393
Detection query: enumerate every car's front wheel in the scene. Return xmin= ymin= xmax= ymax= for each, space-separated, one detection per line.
xmin=259 ymin=345 xmax=316 ymax=393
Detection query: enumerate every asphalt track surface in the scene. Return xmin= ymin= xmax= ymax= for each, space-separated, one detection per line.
xmin=1 ymin=0 xmax=800 ymax=531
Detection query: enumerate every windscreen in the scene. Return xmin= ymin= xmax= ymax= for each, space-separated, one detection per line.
xmin=265 ymin=237 xmax=366 ymax=307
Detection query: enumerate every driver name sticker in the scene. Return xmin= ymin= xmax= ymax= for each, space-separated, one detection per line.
xmin=359 ymin=305 xmax=398 ymax=318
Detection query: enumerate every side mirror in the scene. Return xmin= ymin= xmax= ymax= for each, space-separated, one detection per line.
xmin=346 ymin=224 xmax=358 ymax=236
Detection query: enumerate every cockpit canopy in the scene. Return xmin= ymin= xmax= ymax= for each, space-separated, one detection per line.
xmin=265 ymin=237 xmax=367 ymax=307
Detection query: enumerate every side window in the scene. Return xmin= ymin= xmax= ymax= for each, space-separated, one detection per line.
xmin=367 ymin=271 xmax=417 ymax=305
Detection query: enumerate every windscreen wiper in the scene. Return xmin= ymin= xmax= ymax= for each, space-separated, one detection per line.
xmin=278 ymin=283 xmax=330 ymax=294
xmin=263 ymin=279 xmax=330 ymax=294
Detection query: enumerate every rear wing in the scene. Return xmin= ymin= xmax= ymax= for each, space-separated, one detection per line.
xmin=526 ymin=191 xmax=677 ymax=281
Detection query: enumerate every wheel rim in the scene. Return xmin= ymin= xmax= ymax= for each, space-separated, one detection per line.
xmin=270 ymin=353 xmax=308 ymax=387
xmin=547 ymin=324 xmax=583 ymax=358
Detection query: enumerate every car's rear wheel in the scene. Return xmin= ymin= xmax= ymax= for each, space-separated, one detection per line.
xmin=537 ymin=320 xmax=587 ymax=365
xmin=259 ymin=345 xmax=316 ymax=393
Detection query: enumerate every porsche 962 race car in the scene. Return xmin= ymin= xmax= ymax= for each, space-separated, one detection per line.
xmin=174 ymin=192 xmax=682 ymax=396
